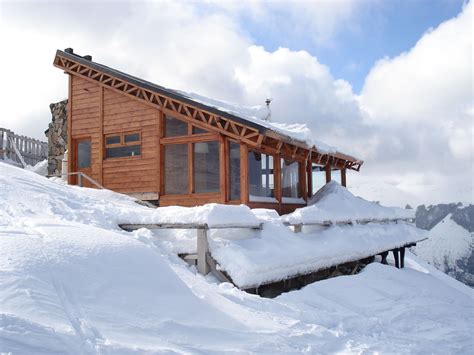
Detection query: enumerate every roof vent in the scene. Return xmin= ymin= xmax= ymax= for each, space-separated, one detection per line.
xmin=65 ymin=48 xmax=74 ymax=54
xmin=83 ymin=55 xmax=92 ymax=61
xmin=264 ymin=98 xmax=272 ymax=121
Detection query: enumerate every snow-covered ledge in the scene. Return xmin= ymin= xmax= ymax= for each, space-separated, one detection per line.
xmin=249 ymin=195 xmax=278 ymax=203
xmin=282 ymin=197 xmax=306 ymax=205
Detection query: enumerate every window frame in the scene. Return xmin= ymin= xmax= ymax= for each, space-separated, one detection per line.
xmin=160 ymin=114 xmax=221 ymax=197
xmin=104 ymin=131 xmax=142 ymax=160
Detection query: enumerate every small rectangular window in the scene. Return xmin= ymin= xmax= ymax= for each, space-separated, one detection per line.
xmin=106 ymin=145 xmax=141 ymax=158
xmin=192 ymin=126 xmax=208 ymax=135
xmin=104 ymin=132 xmax=141 ymax=159
xmin=77 ymin=140 xmax=91 ymax=168
xmin=124 ymin=133 xmax=140 ymax=143
xmin=106 ymin=135 xmax=120 ymax=145
xmin=165 ymin=115 xmax=188 ymax=137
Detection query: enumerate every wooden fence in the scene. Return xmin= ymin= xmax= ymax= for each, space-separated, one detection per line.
xmin=0 ymin=128 xmax=48 ymax=167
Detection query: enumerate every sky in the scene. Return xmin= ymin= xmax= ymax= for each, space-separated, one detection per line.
xmin=0 ymin=0 xmax=472 ymax=207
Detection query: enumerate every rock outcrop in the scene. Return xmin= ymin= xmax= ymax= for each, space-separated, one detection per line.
xmin=45 ymin=100 xmax=68 ymax=176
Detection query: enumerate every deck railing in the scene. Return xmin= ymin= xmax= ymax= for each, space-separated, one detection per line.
xmin=0 ymin=128 xmax=48 ymax=167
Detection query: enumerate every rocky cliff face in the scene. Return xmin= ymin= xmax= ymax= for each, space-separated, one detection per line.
xmin=414 ymin=203 xmax=473 ymax=287
xmin=45 ymin=100 xmax=68 ymax=176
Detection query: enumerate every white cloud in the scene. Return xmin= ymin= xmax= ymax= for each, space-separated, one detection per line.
xmin=0 ymin=0 xmax=471 ymax=206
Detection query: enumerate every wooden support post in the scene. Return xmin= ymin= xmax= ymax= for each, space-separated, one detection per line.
xmin=393 ymin=249 xmax=400 ymax=268
xmin=78 ymin=173 xmax=83 ymax=187
xmin=240 ymin=144 xmax=249 ymax=203
xmin=400 ymin=247 xmax=405 ymax=268
xmin=307 ymin=153 xmax=313 ymax=197
xmin=197 ymin=228 xmax=210 ymax=275
xmin=380 ymin=251 xmax=388 ymax=265
xmin=341 ymin=168 xmax=347 ymax=187
xmin=294 ymin=224 xmax=302 ymax=233
xmin=325 ymin=163 xmax=332 ymax=183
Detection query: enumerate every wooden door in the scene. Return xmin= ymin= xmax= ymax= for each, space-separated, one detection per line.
xmin=73 ymin=138 xmax=92 ymax=187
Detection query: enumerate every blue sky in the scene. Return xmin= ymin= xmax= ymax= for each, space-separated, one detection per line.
xmin=235 ymin=0 xmax=466 ymax=92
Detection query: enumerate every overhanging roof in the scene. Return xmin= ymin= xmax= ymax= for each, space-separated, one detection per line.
xmin=53 ymin=48 xmax=363 ymax=171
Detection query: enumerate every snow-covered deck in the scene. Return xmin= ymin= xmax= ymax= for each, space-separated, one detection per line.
xmin=120 ymin=182 xmax=427 ymax=291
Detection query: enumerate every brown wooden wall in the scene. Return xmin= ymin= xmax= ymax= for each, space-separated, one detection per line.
xmin=68 ymin=74 xmax=344 ymax=214
xmin=102 ymin=88 xmax=159 ymax=194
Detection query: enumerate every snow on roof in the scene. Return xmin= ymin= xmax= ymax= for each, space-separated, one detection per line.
xmin=282 ymin=181 xmax=415 ymax=225
xmin=177 ymin=91 xmax=339 ymax=154
xmin=56 ymin=49 xmax=354 ymax=158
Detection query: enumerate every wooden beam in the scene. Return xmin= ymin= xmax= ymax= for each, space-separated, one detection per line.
xmin=240 ymin=144 xmax=249 ymax=203
xmin=341 ymin=168 xmax=347 ymax=187
xmin=219 ymin=134 xmax=226 ymax=203
xmin=325 ymin=163 xmax=331 ymax=183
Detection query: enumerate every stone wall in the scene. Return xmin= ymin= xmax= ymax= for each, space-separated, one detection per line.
xmin=45 ymin=100 xmax=68 ymax=176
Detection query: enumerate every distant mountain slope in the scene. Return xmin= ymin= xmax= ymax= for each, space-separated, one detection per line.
xmin=414 ymin=204 xmax=473 ymax=287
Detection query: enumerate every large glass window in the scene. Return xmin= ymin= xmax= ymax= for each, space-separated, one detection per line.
xmin=165 ymin=115 xmax=188 ymax=137
xmin=77 ymin=140 xmax=91 ymax=168
xmin=228 ymin=142 xmax=240 ymax=200
xmin=193 ymin=142 xmax=220 ymax=193
xmin=281 ymin=159 xmax=301 ymax=198
xmin=164 ymin=144 xmax=188 ymax=194
xmin=248 ymin=151 xmax=274 ymax=198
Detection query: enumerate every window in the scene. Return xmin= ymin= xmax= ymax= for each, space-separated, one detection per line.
xmin=281 ymin=159 xmax=301 ymax=198
xmin=77 ymin=140 xmax=91 ymax=168
xmin=165 ymin=115 xmax=188 ymax=137
xmin=192 ymin=126 xmax=208 ymax=135
xmin=311 ymin=164 xmax=326 ymax=195
xmin=228 ymin=142 xmax=240 ymax=200
xmin=248 ymin=151 xmax=274 ymax=198
xmin=193 ymin=142 xmax=219 ymax=193
xmin=105 ymin=132 xmax=141 ymax=159
xmin=164 ymin=144 xmax=188 ymax=194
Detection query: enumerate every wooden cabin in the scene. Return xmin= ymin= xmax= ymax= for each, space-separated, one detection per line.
xmin=53 ymin=48 xmax=363 ymax=214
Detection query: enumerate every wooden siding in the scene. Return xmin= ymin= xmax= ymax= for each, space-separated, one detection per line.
xmin=70 ymin=76 xmax=100 ymax=183
xmin=102 ymin=88 xmax=159 ymax=194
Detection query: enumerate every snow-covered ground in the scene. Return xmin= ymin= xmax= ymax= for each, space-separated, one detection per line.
xmin=1 ymin=162 xmax=472 ymax=353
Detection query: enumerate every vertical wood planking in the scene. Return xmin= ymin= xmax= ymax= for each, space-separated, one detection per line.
xmin=157 ymin=110 xmax=163 ymax=195
xmin=188 ymin=140 xmax=193 ymax=194
xmin=240 ymin=143 xmax=249 ymax=203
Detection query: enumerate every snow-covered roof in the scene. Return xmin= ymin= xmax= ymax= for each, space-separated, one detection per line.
xmin=55 ymin=49 xmax=362 ymax=163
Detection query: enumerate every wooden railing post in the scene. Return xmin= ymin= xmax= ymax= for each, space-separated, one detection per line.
xmin=78 ymin=173 xmax=83 ymax=187
xmin=197 ymin=227 xmax=210 ymax=275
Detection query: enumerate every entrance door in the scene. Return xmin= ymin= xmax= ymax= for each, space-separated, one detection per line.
xmin=73 ymin=138 xmax=92 ymax=187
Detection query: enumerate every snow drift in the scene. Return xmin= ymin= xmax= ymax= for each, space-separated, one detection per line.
xmin=0 ymin=162 xmax=472 ymax=354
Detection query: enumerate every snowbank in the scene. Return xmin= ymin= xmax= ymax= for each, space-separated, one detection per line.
xmin=25 ymin=159 xmax=48 ymax=176
xmin=283 ymin=181 xmax=415 ymax=224
xmin=0 ymin=162 xmax=472 ymax=354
